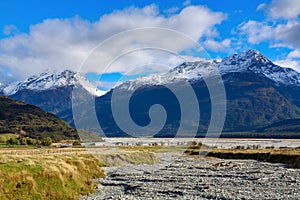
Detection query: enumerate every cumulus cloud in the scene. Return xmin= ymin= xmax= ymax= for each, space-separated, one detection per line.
xmin=238 ymin=21 xmax=273 ymax=44
xmin=203 ymin=38 xmax=231 ymax=52
xmin=274 ymin=59 xmax=300 ymax=71
xmin=0 ymin=5 xmax=226 ymax=81
xmin=239 ymin=0 xmax=300 ymax=53
xmin=239 ymin=20 xmax=300 ymax=49
xmin=258 ymin=0 xmax=300 ymax=19
xmin=288 ymin=49 xmax=300 ymax=58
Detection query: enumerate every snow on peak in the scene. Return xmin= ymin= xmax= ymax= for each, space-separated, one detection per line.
xmin=217 ymin=49 xmax=270 ymax=73
xmin=217 ymin=49 xmax=300 ymax=85
xmin=117 ymin=49 xmax=300 ymax=91
xmin=117 ymin=60 xmax=217 ymax=91
xmin=2 ymin=70 xmax=106 ymax=96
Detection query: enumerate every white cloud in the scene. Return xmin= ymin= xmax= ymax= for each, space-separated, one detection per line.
xmin=239 ymin=20 xmax=300 ymax=49
xmin=238 ymin=21 xmax=273 ymax=44
xmin=164 ymin=7 xmax=180 ymax=15
xmin=288 ymin=49 xmax=300 ymax=58
xmin=95 ymin=80 xmax=123 ymax=90
xmin=0 ymin=5 xmax=226 ymax=81
xmin=274 ymin=58 xmax=300 ymax=71
xmin=183 ymin=0 xmax=191 ymax=7
xmin=239 ymin=0 xmax=300 ymax=53
xmin=3 ymin=25 xmax=19 ymax=35
xmin=256 ymin=3 xmax=267 ymax=11
xmin=203 ymin=38 xmax=231 ymax=52
xmin=260 ymin=0 xmax=300 ymax=19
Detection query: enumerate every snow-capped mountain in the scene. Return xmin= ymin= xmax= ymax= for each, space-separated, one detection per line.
xmin=2 ymin=50 xmax=300 ymax=136
xmin=1 ymin=70 xmax=106 ymax=96
xmin=94 ymin=49 xmax=300 ymax=137
xmin=1 ymin=70 xmax=106 ymax=127
xmin=118 ymin=49 xmax=300 ymax=91
xmin=217 ymin=49 xmax=300 ymax=86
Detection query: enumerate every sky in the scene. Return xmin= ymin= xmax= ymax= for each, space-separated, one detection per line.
xmin=0 ymin=0 xmax=300 ymax=90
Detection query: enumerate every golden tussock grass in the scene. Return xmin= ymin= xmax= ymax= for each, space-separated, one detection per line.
xmin=0 ymin=151 xmax=105 ymax=200
xmin=0 ymin=147 xmax=160 ymax=199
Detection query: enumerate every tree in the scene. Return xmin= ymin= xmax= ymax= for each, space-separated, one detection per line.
xmin=6 ymin=137 xmax=17 ymax=145
xmin=42 ymin=137 xmax=52 ymax=146
xmin=26 ymin=137 xmax=37 ymax=145
xmin=20 ymin=137 xmax=27 ymax=145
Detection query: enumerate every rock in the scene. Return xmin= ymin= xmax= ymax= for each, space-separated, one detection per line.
xmin=81 ymin=153 xmax=300 ymax=200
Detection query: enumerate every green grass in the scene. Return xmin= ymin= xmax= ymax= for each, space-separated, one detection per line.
xmin=0 ymin=143 xmax=38 ymax=148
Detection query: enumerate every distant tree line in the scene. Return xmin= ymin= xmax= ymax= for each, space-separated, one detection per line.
xmin=6 ymin=137 xmax=53 ymax=146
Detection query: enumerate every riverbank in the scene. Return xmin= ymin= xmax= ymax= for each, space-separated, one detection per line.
xmin=185 ymin=147 xmax=300 ymax=168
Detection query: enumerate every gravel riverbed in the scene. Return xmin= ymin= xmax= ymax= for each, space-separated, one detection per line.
xmin=81 ymin=153 xmax=300 ymax=200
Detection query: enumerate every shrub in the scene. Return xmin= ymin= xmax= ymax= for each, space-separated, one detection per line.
xmin=42 ymin=137 xmax=52 ymax=146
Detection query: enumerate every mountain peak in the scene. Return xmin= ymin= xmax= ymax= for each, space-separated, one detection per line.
xmin=1 ymin=70 xmax=105 ymax=96
xmin=217 ymin=49 xmax=300 ymax=85
xmin=219 ymin=49 xmax=270 ymax=71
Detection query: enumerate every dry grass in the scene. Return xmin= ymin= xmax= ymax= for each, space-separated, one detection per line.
xmin=210 ymin=148 xmax=300 ymax=155
xmin=0 ymin=151 xmax=105 ymax=200
xmin=0 ymin=147 xmax=161 ymax=199
xmin=185 ymin=146 xmax=300 ymax=168
xmin=0 ymin=134 xmax=19 ymax=143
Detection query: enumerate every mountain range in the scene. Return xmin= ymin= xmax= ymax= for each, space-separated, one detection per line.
xmin=95 ymin=50 xmax=300 ymax=137
xmin=2 ymin=49 xmax=300 ymax=137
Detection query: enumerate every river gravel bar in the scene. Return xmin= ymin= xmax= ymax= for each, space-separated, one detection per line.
xmin=81 ymin=153 xmax=300 ymax=200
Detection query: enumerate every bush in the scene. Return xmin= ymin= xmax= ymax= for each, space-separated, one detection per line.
xmin=42 ymin=137 xmax=52 ymax=146
xmin=7 ymin=137 xmax=18 ymax=145
xmin=20 ymin=137 xmax=27 ymax=145
xmin=26 ymin=137 xmax=37 ymax=145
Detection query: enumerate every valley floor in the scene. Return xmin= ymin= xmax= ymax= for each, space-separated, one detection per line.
xmin=1 ymin=139 xmax=300 ymax=199
xmin=81 ymin=153 xmax=300 ymax=200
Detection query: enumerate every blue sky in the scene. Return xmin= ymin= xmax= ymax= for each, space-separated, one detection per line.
xmin=0 ymin=0 xmax=300 ymax=90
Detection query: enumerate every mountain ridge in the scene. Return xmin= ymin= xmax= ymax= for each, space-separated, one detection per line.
xmin=2 ymin=49 xmax=300 ymax=137
xmin=94 ymin=49 xmax=300 ymax=137
xmin=0 ymin=95 xmax=77 ymax=142
xmin=118 ymin=50 xmax=300 ymax=92
xmin=0 ymin=69 xmax=106 ymax=97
